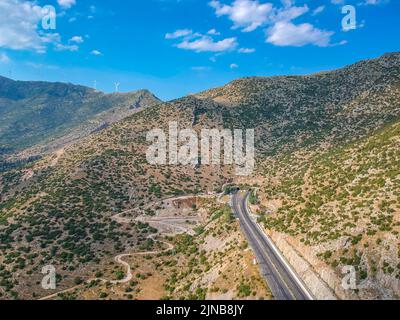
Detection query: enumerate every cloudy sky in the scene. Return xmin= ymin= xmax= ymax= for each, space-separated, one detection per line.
xmin=0 ymin=0 xmax=398 ymax=100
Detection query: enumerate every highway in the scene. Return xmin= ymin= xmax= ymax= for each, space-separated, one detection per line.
xmin=232 ymin=191 xmax=314 ymax=300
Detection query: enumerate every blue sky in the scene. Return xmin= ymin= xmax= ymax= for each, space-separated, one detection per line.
xmin=0 ymin=0 xmax=399 ymax=100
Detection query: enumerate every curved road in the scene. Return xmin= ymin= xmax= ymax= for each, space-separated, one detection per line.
xmin=232 ymin=191 xmax=314 ymax=300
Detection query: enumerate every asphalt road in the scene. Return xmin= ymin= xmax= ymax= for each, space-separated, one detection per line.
xmin=232 ymin=191 xmax=313 ymax=300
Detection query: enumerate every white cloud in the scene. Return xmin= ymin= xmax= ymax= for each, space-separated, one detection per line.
xmin=69 ymin=36 xmax=84 ymax=43
xmin=0 ymin=0 xmax=59 ymax=52
xmin=274 ymin=4 xmax=309 ymax=22
xmin=208 ymin=0 xmax=334 ymax=48
xmin=91 ymin=50 xmax=102 ymax=56
xmin=267 ymin=4 xmax=334 ymax=47
xmin=361 ymin=0 xmax=389 ymax=5
xmin=0 ymin=52 xmax=10 ymax=63
xmin=177 ymin=36 xmax=238 ymax=53
xmin=312 ymin=5 xmax=325 ymax=16
xmin=280 ymin=0 xmax=293 ymax=7
xmin=266 ymin=21 xmax=333 ymax=47
xmin=208 ymin=0 xmax=309 ymax=31
xmin=209 ymin=0 xmax=274 ymax=32
xmin=57 ymin=0 xmax=76 ymax=9
xmin=166 ymin=28 xmax=237 ymax=53
xmin=207 ymin=29 xmax=221 ymax=35
xmin=238 ymin=47 xmax=255 ymax=53
xmin=55 ymin=43 xmax=79 ymax=51
xmin=165 ymin=29 xmax=193 ymax=39
xmin=230 ymin=63 xmax=239 ymax=69
xmin=332 ymin=0 xmax=388 ymax=5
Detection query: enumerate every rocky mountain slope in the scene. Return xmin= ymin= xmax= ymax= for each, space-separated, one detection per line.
xmin=194 ymin=52 xmax=400 ymax=156
xmin=0 ymin=76 xmax=161 ymax=159
xmin=0 ymin=52 xmax=399 ymax=300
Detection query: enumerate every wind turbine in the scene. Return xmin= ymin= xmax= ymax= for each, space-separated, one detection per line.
xmin=93 ymin=80 xmax=97 ymax=91
xmin=114 ymin=82 xmax=120 ymax=93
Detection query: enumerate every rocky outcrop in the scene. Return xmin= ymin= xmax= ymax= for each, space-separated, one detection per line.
xmin=265 ymin=229 xmax=354 ymax=300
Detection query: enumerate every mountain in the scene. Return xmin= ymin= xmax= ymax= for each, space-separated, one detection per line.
xmin=193 ymin=52 xmax=400 ymax=155
xmin=0 ymin=76 xmax=161 ymax=158
xmin=0 ymin=53 xmax=399 ymax=300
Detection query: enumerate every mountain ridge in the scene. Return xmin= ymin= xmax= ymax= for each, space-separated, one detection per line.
xmin=0 ymin=76 xmax=162 ymax=159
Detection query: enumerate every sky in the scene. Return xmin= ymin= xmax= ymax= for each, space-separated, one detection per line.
xmin=0 ymin=0 xmax=399 ymax=101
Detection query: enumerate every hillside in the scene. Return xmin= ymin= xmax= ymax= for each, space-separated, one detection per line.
xmin=0 ymin=52 xmax=399 ymax=300
xmin=254 ymin=119 xmax=400 ymax=299
xmin=0 ymin=76 xmax=161 ymax=159
xmin=39 ymin=198 xmax=272 ymax=300
xmin=194 ymin=52 xmax=400 ymax=155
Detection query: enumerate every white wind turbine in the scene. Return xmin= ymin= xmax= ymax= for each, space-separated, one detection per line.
xmin=114 ymin=82 xmax=120 ymax=93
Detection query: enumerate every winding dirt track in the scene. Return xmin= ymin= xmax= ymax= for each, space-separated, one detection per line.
xmin=103 ymin=237 xmax=174 ymax=285
xmin=39 ymin=191 xmax=228 ymax=300
xmin=39 ymin=215 xmax=174 ymax=300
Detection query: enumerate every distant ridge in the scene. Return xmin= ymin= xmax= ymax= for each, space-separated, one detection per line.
xmin=0 ymin=76 xmax=162 ymax=157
